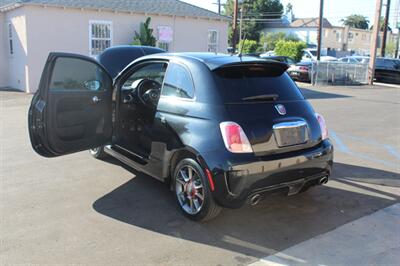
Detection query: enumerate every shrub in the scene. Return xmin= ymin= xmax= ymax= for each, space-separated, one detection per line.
xmin=274 ymin=40 xmax=306 ymax=62
xmin=132 ymin=17 xmax=156 ymax=46
xmin=258 ymin=32 xmax=300 ymax=52
xmin=238 ymin=39 xmax=258 ymax=54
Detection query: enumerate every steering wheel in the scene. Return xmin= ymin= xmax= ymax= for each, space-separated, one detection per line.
xmin=136 ymin=79 xmax=162 ymax=107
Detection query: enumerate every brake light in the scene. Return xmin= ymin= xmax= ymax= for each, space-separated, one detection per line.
xmin=299 ymin=66 xmax=309 ymax=71
xmin=220 ymin=122 xmax=253 ymax=153
xmin=315 ymin=113 xmax=328 ymax=140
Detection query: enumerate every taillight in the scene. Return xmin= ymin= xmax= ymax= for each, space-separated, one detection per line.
xmin=299 ymin=66 xmax=309 ymax=71
xmin=219 ymin=122 xmax=253 ymax=153
xmin=315 ymin=113 xmax=328 ymax=140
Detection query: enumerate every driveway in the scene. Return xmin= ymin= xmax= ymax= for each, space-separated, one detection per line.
xmin=1 ymin=85 xmax=399 ymax=265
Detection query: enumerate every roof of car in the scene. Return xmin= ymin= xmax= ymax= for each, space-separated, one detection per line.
xmin=143 ymin=52 xmax=281 ymax=70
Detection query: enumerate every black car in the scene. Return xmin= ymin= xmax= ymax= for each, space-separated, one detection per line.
xmin=28 ymin=46 xmax=333 ymax=221
xmin=287 ymin=61 xmax=314 ymax=82
xmin=375 ymin=58 xmax=400 ymax=84
xmin=259 ymin=55 xmax=297 ymax=66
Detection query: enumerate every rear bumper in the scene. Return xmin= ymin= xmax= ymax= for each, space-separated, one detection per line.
xmin=200 ymin=139 xmax=333 ymax=208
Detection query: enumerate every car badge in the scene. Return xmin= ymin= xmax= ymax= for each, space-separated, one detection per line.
xmin=275 ymin=104 xmax=286 ymax=115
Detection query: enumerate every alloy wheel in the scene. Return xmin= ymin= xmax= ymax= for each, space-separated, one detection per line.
xmin=175 ymin=165 xmax=205 ymax=215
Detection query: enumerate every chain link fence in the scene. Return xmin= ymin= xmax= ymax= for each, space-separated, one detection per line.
xmin=311 ymin=62 xmax=369 ymax=86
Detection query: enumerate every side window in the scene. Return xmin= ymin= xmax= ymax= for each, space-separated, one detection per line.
xmin=122 ymin=63 xmax=167 ymax=91
xmin=286 ymin=58 xmax=295 ymax=65
xmin=50 ymin=57 xmax=110 ymax=91
xmin=162 ymin=63 xmax=194 ymax=99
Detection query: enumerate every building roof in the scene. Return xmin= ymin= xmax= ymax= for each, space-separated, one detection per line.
xmin=290 ymin=18 xmax=332 ymax=28
xmin=0 ymin=0 xmax=229 ymax=20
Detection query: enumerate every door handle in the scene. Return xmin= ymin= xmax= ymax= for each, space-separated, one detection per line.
xmin=92 ymin=96 xmax=101 ymax=103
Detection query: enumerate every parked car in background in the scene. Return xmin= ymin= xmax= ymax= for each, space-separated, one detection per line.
xmin=301 ymin=49 xmax=337 ymax=62
xmin=375 ymin=58 xmax=400 ymax=84
xmin=28 ymin=47 xmax=333 ymax=221
xmin=287 ymin=61 xmax=314 ymax=82
xmin=338 ymin=57 xmax=361 ymax=63
xmin=259 ymin=55 xmax=297 ymax=66
xmin=260 ymin=50 xmax=275 ymax=57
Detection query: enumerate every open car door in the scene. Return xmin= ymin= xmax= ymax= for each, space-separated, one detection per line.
xmin=29 ymin=53 xmax=113 ymax=157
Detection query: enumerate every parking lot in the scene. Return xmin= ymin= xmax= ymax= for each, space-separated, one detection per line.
xmin=1 ymin=84 xmax=399 ymax=265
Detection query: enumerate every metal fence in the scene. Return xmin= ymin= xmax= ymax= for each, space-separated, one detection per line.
xmin=311 ymin=61 xmax=369 ymax=86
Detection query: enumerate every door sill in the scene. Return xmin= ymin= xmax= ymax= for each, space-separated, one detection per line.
xmin=104 ymin=145 xmax=147 ymax=167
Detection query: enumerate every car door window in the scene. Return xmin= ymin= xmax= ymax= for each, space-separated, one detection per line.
xmin=162 ymin=63 xmax=194 ymax=99
xmin=50 ymin=57 xmax=110 ymax=91
xmin=122 ymin=63 xmax=168 ymax=91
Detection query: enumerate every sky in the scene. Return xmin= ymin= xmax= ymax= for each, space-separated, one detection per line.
xmin=181 ymin=0 xmax=399 ymax=27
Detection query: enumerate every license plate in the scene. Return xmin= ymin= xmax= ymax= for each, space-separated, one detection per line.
xmin=291 ymin=72 xmax=299 ymax=76
xmin=273 ymin=121 xmax=309 ymax=147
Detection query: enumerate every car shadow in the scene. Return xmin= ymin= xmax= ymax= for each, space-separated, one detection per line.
xmin=92 ymin=161 xmax=399 ymax=259
xmin=299 ymin=88 xmax=351 ymax=99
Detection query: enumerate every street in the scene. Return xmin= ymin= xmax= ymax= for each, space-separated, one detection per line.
xmin=1 ymin=84 xmax=399 ymax=265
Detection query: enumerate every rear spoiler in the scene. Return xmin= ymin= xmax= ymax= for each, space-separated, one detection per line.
xmin=213 ymin=60 xmax=289 ymax=77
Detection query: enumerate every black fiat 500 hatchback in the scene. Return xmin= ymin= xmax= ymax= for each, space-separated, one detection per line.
xmin=29 ymin=46 xmax=333 ymax=221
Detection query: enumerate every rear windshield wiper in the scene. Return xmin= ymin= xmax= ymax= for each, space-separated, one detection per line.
xmin=241 ymin=94 xmax=279 ymax=102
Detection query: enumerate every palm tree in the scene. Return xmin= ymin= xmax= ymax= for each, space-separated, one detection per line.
xmin=341 ymin=14 xmax=369 ymax=29
xmin=133 ymin=17 xmax=156 ymax=46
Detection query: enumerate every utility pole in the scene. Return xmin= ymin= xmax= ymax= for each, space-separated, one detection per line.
xmin=316 ymin=0 xmax=324 ymax=61
xmin=381 ymin=0 xmax=391 ymax=56
xmin=369 ymin=0 xmax=383 ymax=85
xmin=394 ymin=0 xmax=400 ymax=58
xmin=239 ymin=5 xmax=244 ymax=43
xmin=232 ymin=0 xmax=239 ymax=53
xmin=217 ymin=0 xmax=221 ymax=14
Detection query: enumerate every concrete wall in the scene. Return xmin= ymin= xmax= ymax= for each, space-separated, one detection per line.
xmin=22 ymin=5 xmax=228 ymax=93
xmin=0 ymin=12 xmax=9 ymax=87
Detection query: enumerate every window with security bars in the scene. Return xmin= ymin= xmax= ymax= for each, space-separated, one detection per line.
xmin=8 ymin=23 xmax=13 ymax=55
xmin=207 ymin=30 xmax=218 ymax=53
xmin=89 ymin=21 xmax=112 ymax=56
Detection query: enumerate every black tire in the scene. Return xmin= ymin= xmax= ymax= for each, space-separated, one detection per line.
xmin=173 ymin=158 xmax=221 ymax=222
xmin=89 ymin=146 xmax=108 ymax=159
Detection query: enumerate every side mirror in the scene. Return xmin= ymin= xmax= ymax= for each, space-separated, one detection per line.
xmin=83 ymin=80 xmax=101 ymax=91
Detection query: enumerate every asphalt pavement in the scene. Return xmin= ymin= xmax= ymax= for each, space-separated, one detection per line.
xmin=0 ymin=84 xmax=399 ymax=265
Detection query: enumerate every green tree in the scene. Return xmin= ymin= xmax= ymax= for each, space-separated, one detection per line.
xmin=274 ymin=40 xmax=306 ymax=62
xmin=238 ymin=39 xmax=258 ymax=54
xmin=341 ymin=14 xmax=369 ymax=29
xmin=370 ymin=17 xmax=392 ymax=32
xmin=258 ymin=32 xmax=299 ymax=52
xmin=132 ymin=17 xmax=156 ymax=46
xmin=224 ymin=0 xmax=284 ymax=46
xmin=386 ymin=41 xmax=397 ymax=57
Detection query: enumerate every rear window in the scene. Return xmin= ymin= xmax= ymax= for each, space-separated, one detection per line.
xmin=213 ymin=65 xmax=304 ymax=103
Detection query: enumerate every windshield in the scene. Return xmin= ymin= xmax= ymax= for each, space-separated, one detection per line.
xmin=213 ymin=65 xmax=304 ymax=103
xmin=309 ymin=50 xmax=317 ymax=56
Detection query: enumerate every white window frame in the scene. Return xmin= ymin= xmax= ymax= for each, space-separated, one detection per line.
xmin=89 ymin=20 xmax=113 ymax=57
xmin=8 ymin=22 xmax=13 ymax=55
xmin=157 ymin=42 xmax=170 ymax=52
xmin=207 ymin=29 xmax=219 ymax=53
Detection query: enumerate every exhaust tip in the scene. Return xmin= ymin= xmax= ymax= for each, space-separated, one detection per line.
xmin=250 ymin=194 xmax=261 ymax=205
xmin=319 ymin=176 xmax=329 ymax=185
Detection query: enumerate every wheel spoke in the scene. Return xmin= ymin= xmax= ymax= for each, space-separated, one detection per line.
xmin=180 ymin=169 xmax=189 ymax=182
xmin=195 ymin=192 xmax=204 ymax=201
xmin=178 ymin=192 xmax=186 ymax=203
xmin=193 ymin=198 xmax=201 ymax=210
xmin=189 ymin=198 xmax=195 ymax=212
xmin=188 ymin=167 xmax=193 ymax=180
xmin=194 ymin=184 xmax=203 ymax=189
xmin=176 ymin=177 xmax=186 ymax=186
